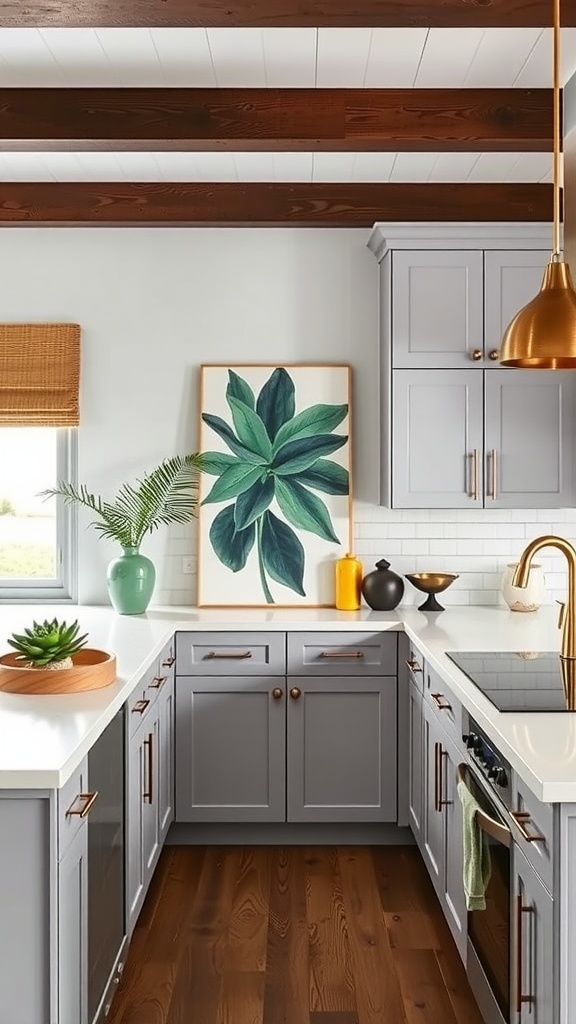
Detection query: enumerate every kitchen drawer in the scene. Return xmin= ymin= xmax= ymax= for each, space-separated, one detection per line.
xmin=57 ymin=756 xmax=90 ymax=859
xmin=288 ymin=631 xmax=397 ymax=676
xmin=126 ymin=658 xmax=162 ymax=736
xmin=424 ymin=663 xmax=463 ymax=749
xmin=176 ymin=631 xmax=286 ymax=676
xmin=158 ymin=638 xmax=176 ymax=680
xmin=405 ymin=639 xmax=425 ymax=691
xmin=511 ymin=773 xmax=554 ymax=893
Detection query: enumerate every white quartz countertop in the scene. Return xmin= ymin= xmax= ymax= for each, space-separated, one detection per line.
xmin=0 ymin=603 xmax=574 ymax=801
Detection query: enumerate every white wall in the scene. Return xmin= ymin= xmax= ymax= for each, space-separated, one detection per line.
xmin=1 ymin=226 xmax=575 ymax=608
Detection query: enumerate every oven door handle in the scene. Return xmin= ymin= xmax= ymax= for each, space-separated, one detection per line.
xmin=457 ymin=764 xmax=512 ymax=849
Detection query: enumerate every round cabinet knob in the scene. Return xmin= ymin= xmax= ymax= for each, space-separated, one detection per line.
xmin=272 ymin=687 xmax=283 ymax=700
xmin=290 ymin=687 xmax=302 ymax=700
xmin=495 ymin=767 xmax=509 ymax=788
xmin=489 ymin=349 xmax=500 ymax=361
xmin=471 ymin=349 xmax=483 ymax=361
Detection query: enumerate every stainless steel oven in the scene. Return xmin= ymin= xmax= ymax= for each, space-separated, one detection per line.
xmin=459 ymin=719 xmax=517 ymax=1024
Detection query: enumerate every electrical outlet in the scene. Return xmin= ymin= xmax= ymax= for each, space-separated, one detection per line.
xmin=182 ymin=556 xmax=195 ymax=575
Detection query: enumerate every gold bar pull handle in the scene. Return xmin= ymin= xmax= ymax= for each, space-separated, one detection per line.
xmin=131 ymin=698 xmax=151 ymax=715
xmin=162 ymin=655 xmax=176 ymax=668
xmin=206 ymin=651 xmax=253 ymax=660
xmin=406 ymin=658 xmax=422 ymax=673
xmin=469 ymin=449 xmax=479 ymax=501
xmin=430 ymin=692 xmax=452 ymax=711
xmin=143 ymin=733 xmax=153 ymax=804
xmin=66 ymin=791 xmax=99 ymax=818
xmin=434 ymin=742 xmax=441 ymax=812
xmin=511 ymin=810 xmax=546 ymax=843
xmin=516 ymin=893 xmax=536 ymax=1012
xmin=489 ymin=448 xmax=498 ymax=501
xmin=149 ymin=675 xmax=166 ymax=690
xmin=320 ymin=650 xmax=365 ymax=659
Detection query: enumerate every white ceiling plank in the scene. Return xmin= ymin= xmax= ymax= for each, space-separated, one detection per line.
xmin=272 ymin=153 xmax=313 ymax=181
xmin=316 ymin=28 xmax=372 ymax=88
xmin=261 ymin=28 xmax=316 ymax=87
xmin=514 ymin=27 xmax=576 ymax=86
xmin=185 ymin=152 xmax=238 ymax=180
xmin=464 ymin=28 xmax=542 ymax=87
xmin=415 ymin=27 xmax=485 ymax=87
xmin=0 ymin=28 xmax=65 ymax=85
xmin=72 ymin=151 xmax=129 ymax=179
xmin=364 ymin=28 xmax=428 ymax=87
xmin=207 ymin=28 xmax=266 ymax=87
xmin=36 ymin=29 xmax=113 ymax=86
xmin=427 ymin=152 xmax=481 ymax=182
xmin=92 ymin=28 xmax=164 ymax=86
xmin=351 ymin=152 xmax=395 ymax=181
xmin=311 ymin=153 xmax=358 ymax=181
xmin=389 ymin=152 xmax=440 ymax=181
xmin=508 ymin=152 xmax=553 ymax=182
xmin=112 ymin=152 xmax=165 ymax=180
xmin=467 ymin=152 xmax=524 ymax=182
xmin=153 ymin=153 xmax=201 ymax=179
xmin=28 ymin=151 xmax=91 ymax=180
xmin=233 ymin=152 xmax=276 ymax=181
xmin=149 ymin=28 xmax=216 ymax=86
xmin=0 ymin=151 xmax=66 ymax=180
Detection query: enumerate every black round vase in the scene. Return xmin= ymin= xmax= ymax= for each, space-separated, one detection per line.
xmin=361 ymin=558 xmax=405 ymax=611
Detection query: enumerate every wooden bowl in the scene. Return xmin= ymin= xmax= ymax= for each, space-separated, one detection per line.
xmin=0 ymin=649 xmax=117 ymax=694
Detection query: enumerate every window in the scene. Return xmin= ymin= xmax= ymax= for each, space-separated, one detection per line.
xmin=0 ymin=427 xmax=76 ymax=602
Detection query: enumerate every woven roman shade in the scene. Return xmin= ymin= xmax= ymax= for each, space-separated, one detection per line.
xmin=0 ymin=323 xmax=80 ymax=427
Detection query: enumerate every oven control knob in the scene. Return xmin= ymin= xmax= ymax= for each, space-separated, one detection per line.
xmin=473 ymin=736 xmax=484 ymax=755
xmin=487 ymin=765 xmax=498 ymax=780
xmin=462 ymin=733 xmax=476 ymax=750
xmin=494 ymin=767 xmax=508 ymax=788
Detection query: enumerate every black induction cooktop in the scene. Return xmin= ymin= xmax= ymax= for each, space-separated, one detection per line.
xmin=445 ymin=650 xmax=575 ymax=712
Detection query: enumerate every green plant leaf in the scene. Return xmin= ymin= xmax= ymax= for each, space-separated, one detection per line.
xmin=256 ymin=368 xmax=296 ymax=441
xmin=273 ymin=434 xmax=348 ymax=476
xmin=227 ymin=397 xmax=273 ymax=461
xmin=261 ymin=510 xmax=305 ymax=596
xmin=275 ymin=478 xmax=340 ymax=544
xmin=273 ymin=403 xmax=348 ymax=451
xmin=202 ymin=413 xmax=267 ymax=464
xmin=199 ymin=451 xmax=240 ymax=476
xmin=297 ymin=459 xmax=349 ymax=496
xmin=226 ymin=370 xmax=255 ymax=411
xmin=209 ymin=505 xmax=255 ymax=572
xmin=234 ymin=476 xmax=275 ymax=530
xmin=202 ymin=463 xmax=265 ymax=505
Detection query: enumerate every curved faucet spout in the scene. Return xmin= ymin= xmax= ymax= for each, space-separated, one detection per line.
xmin=513 ymin=535 xmax=576 ymax=661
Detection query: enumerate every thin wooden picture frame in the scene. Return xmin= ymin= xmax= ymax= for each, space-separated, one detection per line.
xmin=197 ymin=363 xmax=353 ymax=608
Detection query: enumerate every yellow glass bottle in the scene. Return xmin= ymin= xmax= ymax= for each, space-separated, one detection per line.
xmin=335 ymin=552 xmax=363 ymax=611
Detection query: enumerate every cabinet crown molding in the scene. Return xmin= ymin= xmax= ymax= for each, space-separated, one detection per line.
xmin=367 ymin=221 xmax=553 ymax=262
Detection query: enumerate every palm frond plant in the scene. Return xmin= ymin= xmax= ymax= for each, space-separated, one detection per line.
xmin=41 ymin=454 xmax=205 ymax=613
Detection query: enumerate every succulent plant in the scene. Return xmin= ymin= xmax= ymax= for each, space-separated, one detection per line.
xmin=7 ymin=619 xmax=88 ymax=669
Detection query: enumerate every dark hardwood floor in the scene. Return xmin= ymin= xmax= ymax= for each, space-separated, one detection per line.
xmin=108 ymin=845 xmax=485 ymax=1024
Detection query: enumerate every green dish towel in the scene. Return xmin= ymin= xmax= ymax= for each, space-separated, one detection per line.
xmin=457 ymin=778 xmax=492 ymax=910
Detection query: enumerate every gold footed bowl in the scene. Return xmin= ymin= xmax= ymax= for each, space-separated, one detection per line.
xmin=405 ymin=572 xmax=459 ymax=612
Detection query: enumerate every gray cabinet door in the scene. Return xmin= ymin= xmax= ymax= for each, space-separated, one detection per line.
xmin=442 ymin=731 xmax=466 ymax=960
xmin=175 ymin=676 xmax=286 ymax=823
xmin=58 ymin=822 xmax=88 ymax=1024
xmin=422 ymin=701 xmax=444 ymax=890
xmin=392 ymin=249 xmax=484 ymax=368
xmin=485 ymin=369 xmax=576 ymax=508
xmin=286 ymin=675 xmax=397 ymax=823
xmin=126 ymin=706 xmax=160 ymax=935
xmin=408 ymin=678 xmax=424 ymax=844
xmin=514 ymin=846 xmax=554 ymax=1024
xmin=158 ymin=675 xmax=175 ymax=845
xmin=392 ymin=369 xmax=484 ymax=508
xmin=484 ymin=250 xmax=548 ymax=359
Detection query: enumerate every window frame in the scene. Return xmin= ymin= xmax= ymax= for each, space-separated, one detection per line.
xmin=0 ymin=428 xmax=77 ymax=604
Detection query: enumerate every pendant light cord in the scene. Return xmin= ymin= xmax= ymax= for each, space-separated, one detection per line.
xmin=553 ymin=0 xmax=561 ymax=259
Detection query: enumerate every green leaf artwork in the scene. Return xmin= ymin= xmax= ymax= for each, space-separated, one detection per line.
xmin=200 ymin=367 xmax=350 ymax=604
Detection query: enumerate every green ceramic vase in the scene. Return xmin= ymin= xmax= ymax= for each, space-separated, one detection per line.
xmin=106 ymin=546 xmax=156 ymax=615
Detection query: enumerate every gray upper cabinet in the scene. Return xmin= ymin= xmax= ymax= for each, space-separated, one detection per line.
xmin=484 ymin=369 xmax=576 ymax=508
xmin=392 ymin=250 xmax=484 ymax=368
xmin=287 ymin=675 xmax=397 ymax=823
xmin=484 ymin=250 xmax=548 ymax=357
xmin=392 ymin=369 xmax=484 ymax=508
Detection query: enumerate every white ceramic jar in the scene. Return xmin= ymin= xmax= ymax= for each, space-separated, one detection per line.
xmin=501 ymin=562 xmax=545 ymax=612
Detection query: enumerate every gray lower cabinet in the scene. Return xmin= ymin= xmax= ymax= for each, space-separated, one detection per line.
xmin=158 ymin=673 xmax=175 ymax=843
xmin=175 ymin=675 xmax=286 ymax=823
xmin=58 ymin=822 xmax=88 ymax=1024
xmin=408 ymin=675 xmax=424 ymax=843
xmin=514 ymin=845 xmax=554 ymax=1024
xmin=421 ymin=699 xmax=466 ymax=959
xmin=126 ymin=704 xmax=161 ymax=934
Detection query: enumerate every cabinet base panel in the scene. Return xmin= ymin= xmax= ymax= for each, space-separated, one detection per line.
xmin=167 ymin=822 xmax=413 ymax=845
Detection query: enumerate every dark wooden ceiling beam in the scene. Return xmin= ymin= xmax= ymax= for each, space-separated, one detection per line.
xmin=0 ymin=1 xmax=570 ymax=28
xmin=0 ymin=182 xmax=553 ymax=226
xmin=0 ymin=88 xmax=552 ymax=153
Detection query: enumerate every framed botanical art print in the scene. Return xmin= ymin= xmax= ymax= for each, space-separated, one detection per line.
xmin=197 ymin=364 xmax=352 ymax=606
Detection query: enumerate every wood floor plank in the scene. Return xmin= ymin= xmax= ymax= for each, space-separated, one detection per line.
xmin=166 ymin=846 xmax=242 ymax=1024
xmin=338 ymin=848 xmax=408 ymax=1024
xmin=434 ymin=947 xmax=486 ymax=1024
xmin=224 ymin=846 xmax=271 ymax=972
xmin=217 ymin=970 xmax=265 ymax=1024
xmin=309 ymin=1014 xmax=360 ymax=1024
xmin=384 ymin=910 xmax=441 ymax=950
xmin=305 ymin=847 xmax=356 ymax=1013
xmin=394 ymin=949 xmax=460 ymax=1024
xmin=262 ymin=846 xmax=310 ymax=1024
xmin=371 ymin=846 xmax=439 ymax=914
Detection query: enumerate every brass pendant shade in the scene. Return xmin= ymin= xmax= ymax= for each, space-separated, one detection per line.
xmin=499 ymin=261 xmax=576 ymax=368
xmin=499 ymin=0 xmax=576 ymax=369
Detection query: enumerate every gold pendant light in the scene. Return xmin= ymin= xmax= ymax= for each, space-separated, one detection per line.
xmin=499 ymin=0 xmax=576 ymax=369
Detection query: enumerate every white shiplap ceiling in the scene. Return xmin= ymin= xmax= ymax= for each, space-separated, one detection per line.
xmin=0 ymin=27 xmax=572 ymax=183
